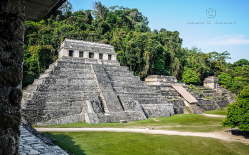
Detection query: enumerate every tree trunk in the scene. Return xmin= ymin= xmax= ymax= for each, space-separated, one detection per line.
xmin=0 ymin=0 xmax=25 ymax=154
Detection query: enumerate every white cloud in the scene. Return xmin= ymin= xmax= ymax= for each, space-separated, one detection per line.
xmin=207 ymin=35 xmax=249 ymax=46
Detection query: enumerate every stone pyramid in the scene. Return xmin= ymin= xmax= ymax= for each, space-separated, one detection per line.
xmin=22 ymin=39 xmax=174 ymax=125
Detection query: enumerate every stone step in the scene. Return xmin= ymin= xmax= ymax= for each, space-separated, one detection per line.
xmin=104 ymin=71 xmax=133 ymax=76
xmin=113 ymin=86 xmax=157 ymax=93
xmin=40 ymin=80 xmax=98 ymax=86
xmin=104 ymin=66 xmax=129 ymax=71
xmin=118 ymin=95 xmax=164 ymax=101
xmin=37 ymin=85 xmax=99 ymax=91
xmin=119 ymin=97 xmax=165 ymax=104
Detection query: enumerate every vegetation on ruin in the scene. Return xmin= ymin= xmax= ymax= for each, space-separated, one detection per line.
xmin=38 ymin=114 xmax=226 ymax=132
xmin=45 ymin=132 xmax=249 ymax=155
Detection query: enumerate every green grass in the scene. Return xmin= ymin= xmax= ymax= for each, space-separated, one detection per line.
xmin=39 ymin=114 xmax=227 ymax=132
xmin=45 ymin=132 xmax=249 ymax=155
xmin=205 ymin=108 xmax=228 ymax=115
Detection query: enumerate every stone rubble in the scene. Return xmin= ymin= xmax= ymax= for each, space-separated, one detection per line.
xmin=19 ymin=125 xmax=68 ymax=155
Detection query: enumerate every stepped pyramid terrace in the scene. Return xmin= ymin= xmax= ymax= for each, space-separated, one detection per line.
xmin=21 ymin=39 xmax=174 ymax=125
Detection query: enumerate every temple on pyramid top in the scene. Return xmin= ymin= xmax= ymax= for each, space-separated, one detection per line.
xmin=59 ymin=38 xmax=117 ymax=62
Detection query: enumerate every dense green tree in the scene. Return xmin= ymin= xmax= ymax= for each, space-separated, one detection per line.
xmin=182 ymin=68 xmax=201 ymax=85
xmin=208 ymin=51 xmax=230 ymax=75
xmin=23 ymin=45 xmax=55 ymax=86
xmin=218 ymin=59 xmax=249 ymax=94
xmin=233 ymin=59 xmax=249 ymax=66
xmin=224 ymin=86 xmax=249 ymax=131
xmin=218 ymin=72 xmax=233 ymax=88
xmin=22 ymin=1 xmax=248 ymax=93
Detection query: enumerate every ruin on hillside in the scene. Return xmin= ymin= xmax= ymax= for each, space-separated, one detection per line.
xmin=21 ymin=39 xmax=174 ymax=125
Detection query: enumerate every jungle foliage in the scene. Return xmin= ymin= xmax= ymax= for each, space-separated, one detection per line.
xmin=224 ymin=86 xmax=249 ymax=131
xmin=23 ymin=1 xmax=248 ymax=95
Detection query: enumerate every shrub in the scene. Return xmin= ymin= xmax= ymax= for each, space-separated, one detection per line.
xmin=182 ymin=68 xmax=201 ymax=85
xmin=218 ymin=72 xmax=233 ymax=88
xmin=224 ymin=86 xmax=249 ymax=131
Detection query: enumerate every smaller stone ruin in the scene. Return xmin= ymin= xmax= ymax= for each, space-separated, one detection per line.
xmin=145 ymin=75 xmax=233 ymax=114
xmin=203 ymin=76 xmax=219 ymax=90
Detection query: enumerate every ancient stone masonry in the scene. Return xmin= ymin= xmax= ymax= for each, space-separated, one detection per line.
xmin=186 ymin=83 xmax=233 ymax=112
xmin=145 ymin=75 xmax=233 ymax=114
xmin=203 ymin=76 xmax=219 ymax=90
xmin=22 ymin=39 xmax=174 ymax=125
xmin=0 ymin=0 xmax=65 ymax=154
xmin=19 ymin=124 xmax=68 ymax=155
xmin=145 ymin=76 xmax=190 ymax=114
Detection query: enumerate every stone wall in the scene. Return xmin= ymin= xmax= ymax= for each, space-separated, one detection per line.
xmin=203 ymin=76 xmax=219 ymax=90
xmin=0 ymin=1 xmax=25 ymax=154
xmin=0 ymin=0 xmax=65 ymax=154
xmin=19 ymin=124 xmax=68 ymax=155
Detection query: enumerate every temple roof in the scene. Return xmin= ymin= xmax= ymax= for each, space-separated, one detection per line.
xmin=60 ymin=39 xmax=116 ymax=54
xmin=25 ymin=0 xmax=66 ymax=20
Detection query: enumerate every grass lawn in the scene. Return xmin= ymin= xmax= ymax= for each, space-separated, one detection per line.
xmin=45 ymin=132 xmax=249 ymax=155
xmin=39 ymin=114 xmax=227 ymax=132
xmin=205 ymin=108 xmax=228 ymax=115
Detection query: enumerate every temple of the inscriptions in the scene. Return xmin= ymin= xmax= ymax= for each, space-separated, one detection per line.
xmin=22 ymin=39 xmax=233 ymax=125
xmin=21 ymin=39 xmax=174 ymax=125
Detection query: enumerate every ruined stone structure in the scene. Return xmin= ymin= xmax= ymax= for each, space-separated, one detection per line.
xmin=0 ymin=0 xmax=65 ymax=154
xmin=145 ymin=76 xmax=186 ymax=114
xmin=22 ymin=39 xmax=174 ymax=125
xmin=145 ymin=75 xmax=232 ymax=114
xmin=203 ymin=76 xmax=219 ymax=90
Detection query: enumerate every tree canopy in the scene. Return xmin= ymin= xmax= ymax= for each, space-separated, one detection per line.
xmin=224 ymin=86 xmax=249 ymax=131
xmin=23 ymin=1 xmax=248 ymax=95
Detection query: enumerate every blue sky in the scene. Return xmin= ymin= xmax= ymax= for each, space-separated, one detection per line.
xmin=69 ymin=0 xmax=249 ymax=62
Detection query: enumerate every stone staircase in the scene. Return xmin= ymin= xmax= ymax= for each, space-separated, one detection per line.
xmin=145 ymin=76 xmax=188 ymax=114
xmin=104 ymin=66 xmax=174 ymax=119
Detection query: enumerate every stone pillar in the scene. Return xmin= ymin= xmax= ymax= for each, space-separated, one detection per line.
xmin=83 ymin=51 xmax=89 ymax=58
xmin=112 ymin=55 xmax=117 ymax=61
xmin=0 ymin=0 xmax=24 ymax=154
xmin=94 ymin=52 xmax=99 ymax=60
xmin=103 ymin=53 xmax=108 ymax=60
xmin=74 ymin=50 xmax=79 ymax=57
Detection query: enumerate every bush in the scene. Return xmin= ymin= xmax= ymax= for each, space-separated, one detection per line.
xmin=218 ymin=72 xmax=233 ymax=88
xmin=224 ymin=86 xmax=249 ymax=131
xmin=182 ymin=68 xmax=201 ymax=85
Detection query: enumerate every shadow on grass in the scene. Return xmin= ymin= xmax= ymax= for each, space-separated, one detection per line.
xmin=230 ymin=129 xmax=249 ymax=139
xmin=44 ymin=133 xmax=86 ymax=155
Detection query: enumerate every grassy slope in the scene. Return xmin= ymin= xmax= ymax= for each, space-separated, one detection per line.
xmin=39 ymin=114 xmax=226 ymax=132
xmin=46 ymin=132 xmax=249 ymax=155
xmin=205 ymin=108 xmax=228 ymax=115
